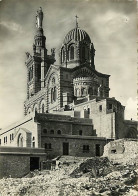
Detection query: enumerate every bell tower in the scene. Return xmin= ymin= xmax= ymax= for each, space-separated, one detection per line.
xmin=25 ymin=7 xmax=55 ymax=99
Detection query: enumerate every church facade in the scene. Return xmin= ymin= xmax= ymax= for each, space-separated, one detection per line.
xmin=0 ymin=8 xmax=137 ymax=158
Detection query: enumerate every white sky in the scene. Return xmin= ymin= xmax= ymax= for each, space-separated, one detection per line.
xmin=0 ymin=0 xmax=137 ymax=129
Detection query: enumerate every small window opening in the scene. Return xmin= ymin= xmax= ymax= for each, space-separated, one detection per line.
xmin=50 ymin=130 xmax=54 ymax=134
xmin=57 ymin=130 xmax=61 ymax=135
xmin=99 ymin=105 xmax=102 ymax=112
xmin=43 ymin=129 xmax=47 ymax=134
xmin=79 ymin=130 xmax=82 ymax=135
xmin=108 ymin=104 xmax=112 ymax=110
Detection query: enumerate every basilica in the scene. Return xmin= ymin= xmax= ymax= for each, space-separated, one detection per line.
xmin=0 ymin=8 xmax=137 ymax=158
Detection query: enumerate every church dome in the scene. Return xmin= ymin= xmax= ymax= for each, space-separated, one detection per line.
xmin=63 ymin=27 xmax=91 ymax=44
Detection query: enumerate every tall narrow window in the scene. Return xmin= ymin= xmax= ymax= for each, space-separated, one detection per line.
xmin=32 ymin=137 xmax=35 ymax=148
xmin=70 ymin=46 xmax=74 ymax=60
xmin=53 ymin=87 xmax=56 ymax=101
xmin=51 ymin=88 xmax=53 ymax=103
xmin=29 ymin=70 xmax=31 ymax=81
xmin=61 ymin=49 xmax=65 ymax=63
xmin=42 ymin=104 xmax=45 ymax=113
xmin=99 ymin=105 xmax=102 ymax=112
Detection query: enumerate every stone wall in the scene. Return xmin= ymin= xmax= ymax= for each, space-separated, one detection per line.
xmin=72 ymin=98 xmax=126 ymax=139
xmin=0 ymin=154 xmax=30 ymax=178
xmin=0 ymin=147 xmax=47 ymax=178
xmin=41 ymin=136 xmax=106 ymax=158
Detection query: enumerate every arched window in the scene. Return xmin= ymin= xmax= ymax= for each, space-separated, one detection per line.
xmin=52 ymin=77 xmax=55 ymax=84
xmin=70 ymin=46 xmax=74 ymax=60
xmin=57 ymin=130 xmax=61 ymax=135
xmin=51 ymin=87 xmax=57 ymax=103
xmin=53 ymin=87 xmax=56 ymax=101
xmin=42 ymin=104 xmax=45 ymax=113
xmin=50 ymin=130 xmax=54 ymax=134
xmin=61 ymin=49 xmax=65 ymax=63
xmin=51 ymin=88 xmax=53 ymax=103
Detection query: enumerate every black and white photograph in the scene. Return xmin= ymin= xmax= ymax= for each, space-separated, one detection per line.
xmin=0 ymin=0 xmax=137 ymax=195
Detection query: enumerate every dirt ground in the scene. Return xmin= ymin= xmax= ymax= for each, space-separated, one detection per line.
xmin=0 ymin=156 xmax=138 ymax=196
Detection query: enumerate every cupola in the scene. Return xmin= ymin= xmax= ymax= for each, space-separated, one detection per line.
xmin=60 ymin=16 xmax=95 ymax=69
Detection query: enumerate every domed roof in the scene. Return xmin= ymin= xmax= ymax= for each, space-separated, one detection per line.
xmin=63 ymin=27 xmax=91 ymax=44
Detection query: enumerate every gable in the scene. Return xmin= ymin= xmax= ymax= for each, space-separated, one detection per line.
xmin=45 ymin=65 xmax=60 ymax=86
xmin=72 ymin=65 xmax=98 ymax=79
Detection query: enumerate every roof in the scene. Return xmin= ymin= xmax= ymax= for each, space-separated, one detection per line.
xmin=60 ymin=64 xmax=110 ymax=78
xmin=34 ymin=113 xmax=93 ymax=125
xmin=63 ymin=27 xmax=91 ymax=44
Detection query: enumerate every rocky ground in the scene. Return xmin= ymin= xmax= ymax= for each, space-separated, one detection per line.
xmin=0 ymin=156 xmax=138 ymax=196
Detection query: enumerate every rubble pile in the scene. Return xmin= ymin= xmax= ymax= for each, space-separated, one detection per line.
xmin=103 ymin=139 xmax=138 ymax=165
xmin=0 ymin=156 xmax=138 ymax=196
xmin=70 ymin=157 xmax=113 ymax=178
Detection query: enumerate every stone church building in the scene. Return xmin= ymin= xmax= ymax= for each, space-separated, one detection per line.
xmin=0 ymin=8 xmax=137 ymax=158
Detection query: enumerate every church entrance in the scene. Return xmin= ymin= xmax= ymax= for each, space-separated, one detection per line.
xmin=17 ymin=133 xmax=23 ymax=147
xmin=63 ymin=142 xmax=69 ymax=155
xmin=95 ymin=144 xmax=100 ymax=156
xmin=30 ymin=157 xmax=39 ymax=171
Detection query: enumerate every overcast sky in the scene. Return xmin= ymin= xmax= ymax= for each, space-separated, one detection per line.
xmin=0 ymin=0 xmax=137 ymax=129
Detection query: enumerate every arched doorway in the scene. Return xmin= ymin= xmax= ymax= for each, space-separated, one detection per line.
xmin=126 ymin=127 xmax=137 ymax=139
xmin=17 ymin=133 xmax=23 ymax=147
